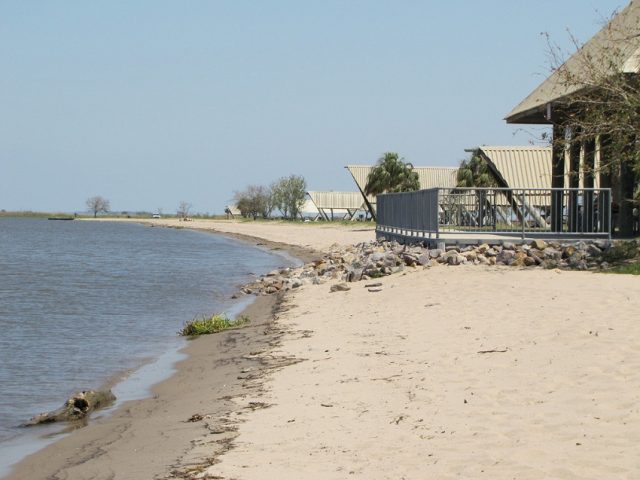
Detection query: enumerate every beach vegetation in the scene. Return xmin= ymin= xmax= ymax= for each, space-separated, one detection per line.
xmin=179 ymin=314 xmax=249 ymax=336
xmin=86 ymin=196 xmax=110 ymax=218
xmin=364 ymin=152 xmax=419 ymax=197
xmin=600 ymin=241 xmax=639 ymax=263
xmin=606 ymin=262 xmax=640 ymax=275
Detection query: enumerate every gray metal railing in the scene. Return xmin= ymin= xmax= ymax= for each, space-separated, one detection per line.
xmin=377 ymin=188 xmax=440 ymax=239
xmin=376 ymin=187 xmax=612 ymax=242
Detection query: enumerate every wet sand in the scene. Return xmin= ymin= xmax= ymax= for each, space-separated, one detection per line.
xmin=5 ymin=294 xmax=285 ymax=479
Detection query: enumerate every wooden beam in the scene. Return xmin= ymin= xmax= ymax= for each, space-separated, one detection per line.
xmin=598 ymin=135 xmax=613 ymax=233
xmin=583 ymin=138 xmax=596 ymax=232
xmin=551 ymin=125 xmax=566 ymax=232
xmin=567 ymin=127 xmax=581 ymax=232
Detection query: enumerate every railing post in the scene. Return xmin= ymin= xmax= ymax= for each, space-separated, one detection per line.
xmin=521 ymin=191 xmax=526 ymax=240
xmin=436 ymin=189 xmax=440 ymax=239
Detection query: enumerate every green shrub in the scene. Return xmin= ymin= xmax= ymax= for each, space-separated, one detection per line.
xmin=179 ymin=314 xmax=249 ymax=336
xmin=600 ymin=241 xmax=639 ymax=263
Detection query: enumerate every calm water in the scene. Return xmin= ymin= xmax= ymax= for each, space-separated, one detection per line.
xmin=0 ymin=218 xmax=292 ymax=475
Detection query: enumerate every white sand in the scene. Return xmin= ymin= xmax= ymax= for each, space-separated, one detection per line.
xmin=28 ymin=219 xmax=640 ymax=479
xmin=179 ymin=223 xmax=640 ymax=479
xmin=148 ymin=218 xmax=376 ymax=252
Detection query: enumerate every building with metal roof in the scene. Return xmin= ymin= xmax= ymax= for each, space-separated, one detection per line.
xmin=224 ymin=205 xmax=241 ymax=218
xmin=306 ymin=191 xmax=365 ymax=221
xmin=345 ymin=165 xmax=458 ymax=217
xmin=299 ymin=198 xmax=320 ymax=220
xmin=506 ymin=0 xmax=639 ymax=235
xmin=475 ymin=146 xmax=553 ymax=227
xmin=476 ymin=146 xmax=552 ymax=191
xmin=505 ymin=1 xmax=640 ymax=125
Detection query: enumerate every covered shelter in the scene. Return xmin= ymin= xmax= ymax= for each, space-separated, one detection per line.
xmin=224 ymin=205 xmax=241 ymax=219
xmin=299 ymin=199 xmax=320 ymax=221
xmin=476 ymin=146 xmax=552 ymax=192
xmin=306 ymin=191 xmax=365 ymax=221
xmin=505 ymin=0 xmax=640 ymax=235
xmin=345 ymin=165 xmax=458 ymax=218
xmin=469 ymin=146 xmax=553 ymax=227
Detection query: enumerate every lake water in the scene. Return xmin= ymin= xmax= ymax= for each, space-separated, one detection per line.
xmin=0 ymin=218 xmax=293 ymax=476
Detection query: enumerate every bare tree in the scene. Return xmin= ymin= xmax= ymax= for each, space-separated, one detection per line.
xmin=86 ymin=196 xmax=110 ymax=218
xmin=177 ymin=201 xmax=192 ymax=220
xmin=543 ymin=13 xmax=640 ymax=173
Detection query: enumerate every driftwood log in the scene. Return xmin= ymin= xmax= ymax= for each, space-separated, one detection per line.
xmin=24 ymin=390 xmax=116 ymax=426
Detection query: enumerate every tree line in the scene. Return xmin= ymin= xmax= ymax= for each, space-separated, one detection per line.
xmin=233 ymin=174 xmax=307 ymax=220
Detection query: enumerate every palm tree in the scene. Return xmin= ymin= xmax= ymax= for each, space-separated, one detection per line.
xmin=453 ymin=150 xmax=498 ymax=228
xmin=364 ymin=152 xmax=420 ymax=197
xmin=456 ymin=149 xmax=497 ymax=188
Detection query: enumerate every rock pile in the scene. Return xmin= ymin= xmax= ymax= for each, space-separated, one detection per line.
xmin=238 ymin=239 xmax=638 ymax=296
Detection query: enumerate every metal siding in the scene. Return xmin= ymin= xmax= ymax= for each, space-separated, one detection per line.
xmin=306 ymin=191 xmax=364 ymax=209
xmin=480 ymin=146 xmax=552 ymax=207
xmin=480 ymin=146 xmax=552 ymax=190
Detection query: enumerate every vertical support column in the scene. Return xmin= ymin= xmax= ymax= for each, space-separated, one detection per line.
xmin=620 ymin=154 xmax=636 ymax=237
xmin=568 ymin=127 xmax=581 ymax=232
xmin=583 ymin=138 xmax=596 ymax=232
xmin=478 ymin=190 xmax=485 ymax=229
xmin=599 ymin=135 xmax=612 ymax=234
xmin=551 ymin=125 xmax=566 ymax=232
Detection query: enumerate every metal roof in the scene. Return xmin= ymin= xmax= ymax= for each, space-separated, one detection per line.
xmin=478 ymin=146 xmax=552 ymax=190
xmin=345 ymin=165 xmax=458 ymax=204
xmin=506 ymin=0 xmax=640 ymax=124
xmin=306 ymin=191 xmax=365 ymax=210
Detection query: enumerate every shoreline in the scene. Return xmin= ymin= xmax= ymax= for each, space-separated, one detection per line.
xmin=4 ymin=292 xmax=286 ymax=479
xmin=3 ymin=222 xmax=316 ymax=479
xmin=7 ymin=220 xmax=640 ymax=478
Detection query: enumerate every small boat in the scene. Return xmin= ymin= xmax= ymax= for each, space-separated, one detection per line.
xmin=48 ymin=217 xmax=75 ymax=221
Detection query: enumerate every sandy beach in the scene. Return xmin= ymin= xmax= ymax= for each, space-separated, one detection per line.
xmin=7 ymin=220 xmax=640 ymax=479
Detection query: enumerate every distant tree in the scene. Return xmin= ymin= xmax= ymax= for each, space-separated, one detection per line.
xmin=234 ymin=185 xmax=275 ymax=219
xmin=456 ymin=150 xmax=497 ymax=188
xmin=364 ymin=152 xmax=420 ymax=197
xmin=177 ymin=201 xmax=192 ymax=220
xmin=86 ymin=196 xmax=110 ymax=218
xmin=272 ymin=175 xmax=307 ymax=220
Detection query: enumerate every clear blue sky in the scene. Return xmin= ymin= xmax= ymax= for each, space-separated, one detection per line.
xmin=0 ymin=1 xmax=627 ymax=214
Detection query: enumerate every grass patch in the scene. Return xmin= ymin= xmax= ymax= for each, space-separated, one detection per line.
xmin=179 ymin=314 xmax=249 ymax=336
xmin=604 ymin=262 xmax=640 ymax=275
xmin=600 ymin=241 xmax=639 ymax=263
